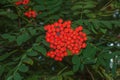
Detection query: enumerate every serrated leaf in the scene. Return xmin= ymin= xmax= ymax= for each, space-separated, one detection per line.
xmin=0 ymin=50 xmax=17 ymax=61
xmin=86 ymin=13 xmax=96 ymax=18
xmin=7 ymin=76 xmax=13 ymax=80
xmin=42 ymin=40 xmax=49 ymax=47
xmin=79 ymin=63 xmax=84 ymax=71
xmin=1 ymin=34 xmax=15 ymax=42
xmin=62 ymin=71 xmax=74 ymax=76
xmin=84 ymin=58 xmax=96 ymax=64
xmin=23 ymin=57 xmax=33 ymax=65
xmin=13 ymin=72 xmax=22 ymax=80
xmin=27 ymin=50 xmax=38 ymax=56
xmin=8 ymin=36 xmax=16 ymax=42
xmin=0 ymin=65 xmax=5 ymax=76
xmin=101 ymin=21 xmax=112 ymax=29
xmin=71 ymin=5 xmax=83 ymax=10
xmin=19 ymin=64 xmax=29 ymax=72
xmin=84 ymin=4 xmax=96 ymax=8
xmin=26 ymin=75 xmax=39 ymax=80
xmin=1 ymin=34 xmax=10 ymax=39
xmin=33 ymin=5 xmax=45 ymax=11
xmin=91 ymin=26 xmax=97 ymax=34
xmin=16 ymin=33 xmax=30 ymax=46
xmin=82 ymin=43 xmax=97 ymax=58
xmin=33 ymin=45 xmax=46 ymax=56
xmin=28 ymin=27 xmax=36 ymax=36
xmin=73 ymin=64 xmax=80 ymax=72
xmin=57 ymin=76 xmax=63 ymax=80
xmin=72 ymin=55 xmax=80 ymax=64
xmin=83 ymin=10 xmax=91 ymax=13
xmin=73 ymin=11 xmax=80 ymax=15
xmin=35 ymin=35 xmax=44 ymax=43
xmin=13 ymin=73 xmax=22 ymax=80
xmin=100 ymin=28 xmax=107 ymax=34
xmin=83 ymin=29 xmax=91 ymax=34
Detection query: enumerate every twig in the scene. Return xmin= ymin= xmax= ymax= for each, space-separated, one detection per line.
xmin=100 ymin=0 xmax=113 ymax=11
xmin=57 ymin=66 xmax=68 ymax=75
xmin=86 ymin=67 xmax=95 ymax=80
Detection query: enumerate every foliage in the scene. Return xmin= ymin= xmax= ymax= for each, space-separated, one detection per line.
xmin=0 ymin=0 xmax=120 ymax=80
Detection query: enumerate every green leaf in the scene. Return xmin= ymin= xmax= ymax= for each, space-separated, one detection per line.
xmin=8 ymin=36 xmax=16 ymax=42
xmin=19 ymin=64 xmax=29 ymax=72
xmin=84 ymin=4 xmax=96 ymax=8
xmin=42 ymin=40 xmax=49 ymax=47
xmin=16 ymin=33 xmax=30 ymax=46
xmin=26 ymin=75 xmax=39 ymax=80
xmin=103 ymin=53 xmax=113 ymax=59
xmin=7 ymin=76 xmax=13 ymax=80
xmin=1 ymin=34 xmax=10 ymax=39
xmin=84 ymin=58 xmax=96 ymax=64
xmin=100 ymin=28 xmax=107 ymax=34
xmin=83 ymin=29 xmax=91 ymax=35
xmin=0 ymin=50 xmax=17 ymax=61
xmin=62 ymin=71 xmax=74 ymax=76
xmin=79 ymin=63 xmax=84 ymax=71
xmin=73 ymin=11 xmax=80 ymax=15
xmin=82 ymin=43 xmax=97 ymax=58
xmin=33 ymin=5 xmax=45 ymax=11
xmin=27 ymin=49 xmax=38 ymax=56
xmin=33 ymin=45 xmax=47 ymax=56
xmin=23 ymin=57 xmax=33 ymax=65
xmin=57 ymin=76 xmax=63 ymax=80
xmin=28 ymin=27 xmax=36 ymax=36
xmin=86 ymin=13 xmax=96 ymax=18
xmin=72 ymin=55 xmax=80 ymax=64
xmin=1 ymin=34 xmax=15 ymax=42
xmin=83 ymin=10 xmax=91 ymax=13
xmin=101 ymin=21 xmax=112 ymax=29
xmin=0 ymin=53 xmax=12 ymax=61
xmin=7 ymin=13 xmax=18 ymax=20
xmin=0 ymin=65 xmax=5 ymax=76
xmin=73 ymin=64 xmax=80 ymax=72
xmin=13 ymin=72 xmax=22 ymax=80
xmin=71 ymin=5 xmax=83 ymax=10
xmin=35 ymin=35 xmax=44 ymax=43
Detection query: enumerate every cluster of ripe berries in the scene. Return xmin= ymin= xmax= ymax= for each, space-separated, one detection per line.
xmin=15 ymin=0 xmax=38 ymax=18
xmin=44 ymin=19 xmax=87 ymax=61
xmin=15 ymin=0 xmax=29 ymax=5
xmin=24 ymin=10 xmax=37 ymax=18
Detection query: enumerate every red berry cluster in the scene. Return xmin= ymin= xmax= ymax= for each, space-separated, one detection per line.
xmin=44 ymin=19 xmax=87 ymax=61
xmin=15 ymin=0 xmax=40 ymax=18
xmin=24 ymin=10 xmax=37 ymax=18
xmin=15 ymin=0 xmax=29 ymax=5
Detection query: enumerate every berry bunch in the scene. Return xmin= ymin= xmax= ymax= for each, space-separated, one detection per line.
xmin=15 ymin=0 xmax=29 ymax=5
xmin=15 ymin=0 xmax=39 ymax=18
xmin=44 ymin=19 xmax=87 ymax=61
xmin=24 ymin=10 xmax=37 ymax=18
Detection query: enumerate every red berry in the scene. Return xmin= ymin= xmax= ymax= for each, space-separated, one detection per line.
xmin=22 ymin=0 xmax=29 ymax=5
xmin=44 ymin=19 xmax=87 ymax=61
xmin=81 ymin=43 xmax=87 ymax=48
xmin=58 ymin=18 xmax=63 ymax=23
xmin=15 ymin=1 xmax=22 ymax=5
xmin=24 ymin=10 xmax=37 ymax=18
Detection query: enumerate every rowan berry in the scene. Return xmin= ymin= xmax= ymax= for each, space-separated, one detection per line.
xmin=22 ymin=0 xmax=29 ymax=5
xmin=44 ymin=19 xmax=87 ymax=61
xmin=15 ymin=1 xmax=22 ymax=5
xmin=58 ymin=18 xmax=63 ymax=23
xmin=24 ymin=10 xmax=37 ymax=18
xmin=15 ymin=0 xmax=30 ymax=5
